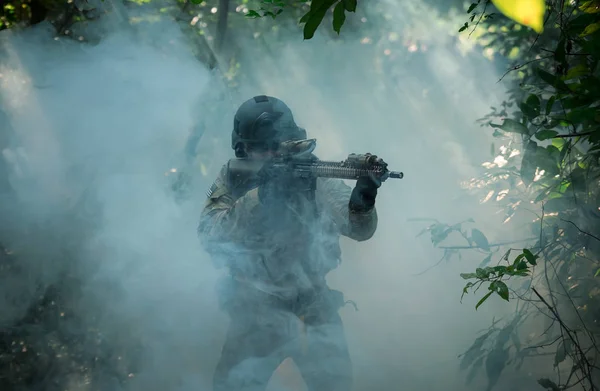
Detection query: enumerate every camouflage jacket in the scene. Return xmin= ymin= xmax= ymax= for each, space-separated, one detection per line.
xmin=197 ymin=163 xmax=378 ymax=297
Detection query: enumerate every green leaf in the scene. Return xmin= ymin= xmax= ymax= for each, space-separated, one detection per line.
xmin=537 ymin=378 xmax=560 ymax=391
xmin=513 ymin=253 xmax=525 ymax=264
xmin=262 ymin=10 xmax=277 ymax=18
xmin=520 ymin=94 xmax=541 ymax=119
xmin=516 ymin=259 xmax=528 ymax=270
xmin=492 ymin=281 xmax=510 ymax=301
xmin=520 ymin=141 xmax=537 ymax=186
xmin=459 ymin=22 xmax=469 ymax=32
xmin=299 ymin=11 xmax=311 ymax=23
xmin=570 ymin=167 xmax=587 ymax=193
xmin=554 ymin=38 xmax=567 ymax=65
xmin=492 ymin=265 xmax=508 ymax=275
xmin=471 ymin=228 xmax=490 ymax=251
xmin=522 ymin=249 xmax=537 ymax=266
xmin=563 ymin=64 xmax=590 ymax=80
xmin=580 ymin=0 xmax=600 ymax=13
xmin=567 ymin=106 xmax=599 ymax=123
xmin=461 ymin=281 xmax=475 ymax=301
xmin=467 ymin=2 xmax=478 ymax=13
xmin=342 ymin=0 xmax=357 ymax=12
xmin=476 ymin=267 xmax=490 ymax=279
xmin=332 ymin=1 xmax=346 ymax=34
xmin=538 ymin=145 xmax=560 ymax=176
xmin=581 ymin=21 xmax=600 ymax=36
xmin=536 ymin=68 xmax=569 ymax=91
xmin=554 ymin=339 xmax=571 ymax=366
xmin=460 ymin=273 xmax=477 ymax=280
xmin=519 ymin=103 xmax=538 ymax=120
xmin=499 ymin=118 xmax=528 ymax=134
xmin=245 ymin=9 xmax=261 ymax=17
xmin=302 ymin=0 xmax=335 ymax=39
xmin=594 ymin=268 xmax=600 ymax=277
xmin=534 ymin=130 xmax=558 ymax=140
xmin=545 ymin=96 xmax=556 ymax=114
xmin=475 ymin=291 xmax=493 ymax=310
xmin=526 ymin=94 xmax=540 ymax=109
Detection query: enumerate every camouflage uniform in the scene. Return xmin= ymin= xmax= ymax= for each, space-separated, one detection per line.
xmin=198 ymin=162 xmax=378 ymax=391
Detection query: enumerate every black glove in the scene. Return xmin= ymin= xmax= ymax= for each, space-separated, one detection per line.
xmin=349 ymin=154 xmax=386 ymax=212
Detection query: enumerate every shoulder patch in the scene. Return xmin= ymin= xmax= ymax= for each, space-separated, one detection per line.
xmin=205 ymin=181 xmax=218 ymax=199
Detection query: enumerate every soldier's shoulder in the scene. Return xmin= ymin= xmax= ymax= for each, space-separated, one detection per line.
xmin=205 ymin=164 xmax=230 ymax=200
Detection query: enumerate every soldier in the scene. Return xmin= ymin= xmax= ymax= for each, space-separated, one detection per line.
xmin=197 ymin=95 xmax=386 ymax=391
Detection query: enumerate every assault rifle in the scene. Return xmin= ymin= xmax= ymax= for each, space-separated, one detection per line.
xmin=226 ymin=138 xmax=403 ymax=187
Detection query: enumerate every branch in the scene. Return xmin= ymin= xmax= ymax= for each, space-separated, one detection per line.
xmin=438 ymin=237 xmax=538 ymax=250
xmin=561 ymin=219 xmax=600 ymax=243
xmin=413 ymin=252 xmax=446 ymax=276
xmin=554 ymin=130 xmax=598 ymax=139
xmin=531 ymin=287 xmax=597 ymax=391
xmin=468 ymin=0 xmax=490 ymax=38
xmin=215 ymin=0 xmax=230 ymax=54
xmin=547 ymin=259 xmax=599 ymax=354
xmin=497 ymin=55 xmax=553 ymax=83
xmin=540 ymin=48 xmax=592 ymax=56
xmin=526 ymin=335 xmax=561 ymax=349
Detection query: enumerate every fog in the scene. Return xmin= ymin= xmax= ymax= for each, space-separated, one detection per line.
xmin=0 ymin=0 xmax=532 ymax=390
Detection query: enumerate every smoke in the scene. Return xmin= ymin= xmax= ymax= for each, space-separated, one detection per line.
xmin=1 ymin=2 xmax=224 ymax=389
xmin=0 ymin=0 xmax=534 ymax=390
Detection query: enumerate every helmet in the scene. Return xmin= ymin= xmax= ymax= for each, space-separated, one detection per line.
xmin=231 ymin=95 xmax=307 ymax=157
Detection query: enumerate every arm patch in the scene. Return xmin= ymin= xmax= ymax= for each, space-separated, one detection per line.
xmin=205 ymin=180 xmax=218 ymax=199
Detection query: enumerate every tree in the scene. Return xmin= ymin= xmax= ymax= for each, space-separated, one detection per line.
xmin=415 ymin=1 xmax=600 ymax=389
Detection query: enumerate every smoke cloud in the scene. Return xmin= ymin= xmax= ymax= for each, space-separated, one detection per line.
xmin=0 ymin=0 xmax=533 ymax=390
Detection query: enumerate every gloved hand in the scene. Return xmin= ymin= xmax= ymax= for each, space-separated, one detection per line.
xmin=349 ymin=153 xmax=386 ymax=212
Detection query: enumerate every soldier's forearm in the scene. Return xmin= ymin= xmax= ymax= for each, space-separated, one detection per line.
xmin=316 ymin=177 xmax=378 ymax=241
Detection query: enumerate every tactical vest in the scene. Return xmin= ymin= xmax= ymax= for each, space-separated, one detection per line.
xmin=224 ymin=168 xmax=343 ymax=291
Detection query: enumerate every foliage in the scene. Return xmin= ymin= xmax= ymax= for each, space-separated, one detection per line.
xmin=244 ymin=0 xmax=358 ymax=39
xmin=417 ymin=0 xmax=600 ymax=390
xmin=0 ymin=0 xmax=89 ymax=31
xmin=243 ymin=0 xmax=549 ymax=40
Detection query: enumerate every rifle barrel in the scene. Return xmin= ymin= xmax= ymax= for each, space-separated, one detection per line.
xmin=297 ymin=160 xmax=403 ymax=181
